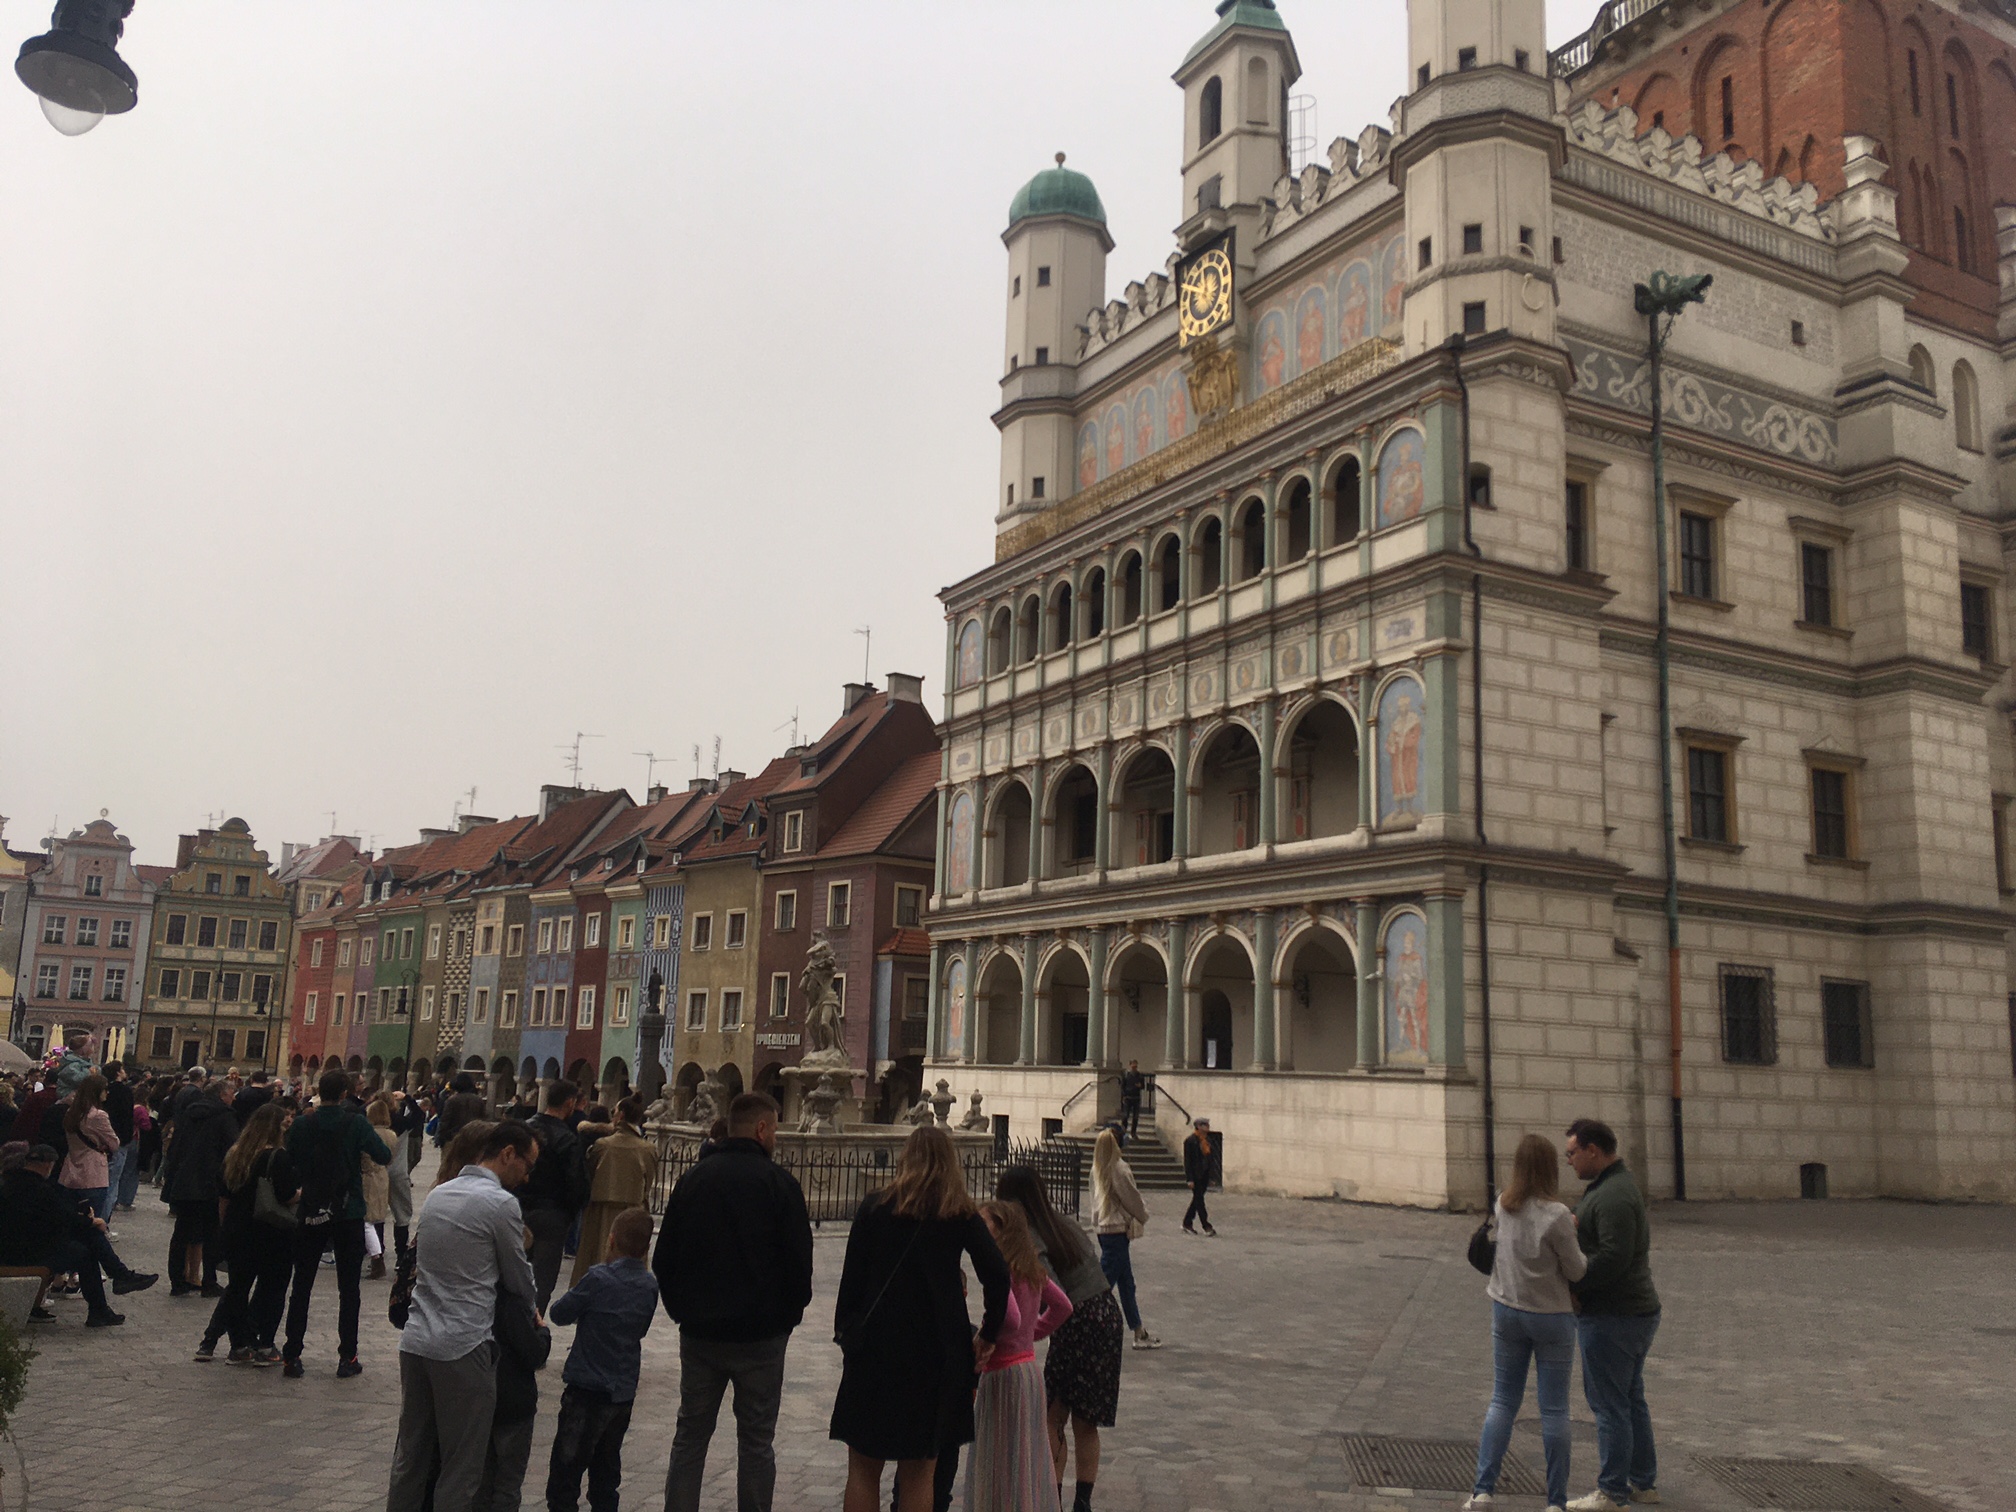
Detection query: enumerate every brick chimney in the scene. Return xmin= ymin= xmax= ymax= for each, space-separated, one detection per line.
xmin=540 ymin=785 xmax=587 ymax=821
xmin=456 ymin=814 xmax=498 ymax=835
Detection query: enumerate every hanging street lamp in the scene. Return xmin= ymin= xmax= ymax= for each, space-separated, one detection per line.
xmin=16 ymin=0 xmax=139 ymax=136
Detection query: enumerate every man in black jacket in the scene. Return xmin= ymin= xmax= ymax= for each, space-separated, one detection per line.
xmin=0 ymin=1145 xmax=156 ymax=1325
xmin=654 ymin=1090 xmax=812 ymax=1512
xmin=1182 ymin=1118 xmax=1220 ymax=1236
xmin=520 ymin=1080 xmax=588 ymax=1310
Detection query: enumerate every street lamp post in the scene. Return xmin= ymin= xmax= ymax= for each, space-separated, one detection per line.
xmin=392 ymin=969 xmax=420 ymax=1089
xmin=16 ymin=0 xmax=141 ymax=135
xmin=1634 ymin=268 xmax=1712 ymax=1203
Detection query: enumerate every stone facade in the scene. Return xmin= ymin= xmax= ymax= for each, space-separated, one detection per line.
xmin=926 ymin=0 xmax=2016 ymax=1208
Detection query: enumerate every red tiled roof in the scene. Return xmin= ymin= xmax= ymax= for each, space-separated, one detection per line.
xmin=676 ymin=759 xmax=797 ymax=863
xmin=877 ymin=927 xmax=931 ymax=959
xmin=822 ymin=750 xmax=940 ymax=858
xmin=137 ymin=865 xmax=176 ymax=885
xmin=768 ymin=694 xmax=893 ymax=798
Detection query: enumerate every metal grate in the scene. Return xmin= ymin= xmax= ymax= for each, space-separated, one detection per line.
xmin=1695 ymin=1458 xmax=1949 ymax=1512
xmin=1342 ymin=1436 xmax=1545 ymax=1496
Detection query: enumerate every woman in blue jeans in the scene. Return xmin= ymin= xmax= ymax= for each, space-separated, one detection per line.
xmin=1466 ymin=1134 xmax=1588 ymax=1512
xmin=1090 ymin=1128 xmax=1160 ymax=1349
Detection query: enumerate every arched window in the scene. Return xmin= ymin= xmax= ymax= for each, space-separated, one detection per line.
xmin=987 ymin=605 xmax=1012 ymax=675
xmin=1048 ymin=581 xmax=1074 ymax=652
xmin=1016 ymin=595 xmax=1041 ymax=664
xmin=1954 ymin=360 xmax=1982 ymax=450
xmin=1116 ymin=552 xmax=1144 ymax=626
xmin=1154 ymin=535 xmax=1183 ymax=612
xmin=1330 ymin=456 xmax=1363 ymax=544
xmin=1284 ymin=479 xmax=1312 ymax=562
xmin=1244 ymin=57 xmax=1270 ymax=125
xmin=1195 ymin=517 xmax=1224 ymax=597
xmin=1908 ymin=345 xmax=1936 ymax=393
xmin=1200 ymin=77 xmax=1223 ymax=147
xmin=1082 ymin=567 xmax=1107 ymax=638
xmin=1235 ymin=498 xmax=1267 ymax=581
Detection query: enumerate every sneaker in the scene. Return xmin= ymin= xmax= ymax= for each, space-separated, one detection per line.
xmin=27 ymin=1306 xmax=53 ymax=1323
xmin=1182 ymin=1225 xmax=1197 ymax=1234
xmin=226 ymin=1348 xmax=257 ymax=1366
xmin=252 ymin=1347 xmax=283 ymax=1367
xmin=1461 ymin=1497 xmax=1494 ymax=1511
xmin=104 ymin=1229 xmax=119 ymax=1240
xmin=1203 ymin=1224 xmax=1218 ymax=1236
xmin=1130 ymin=1329 xmax=1163 ymax=1350
xmin=1630 ymin=1494 xmax=1661 ymax=1506
xmin=281 ymin=1358 xmax=305 ymax=1379
xmin=169 ymin=1284 xmax=199 ymax=1298
xmin=194 ymin=1340 xmax=217 ymax=1362
xmin=1566 ymin=1495 xmax=1627 ymax=1512
xmin=336 ymin=1357 xmax=364 ymax=1379
xmin=86 ymin=1309 xmax=126 ymax=1328
xmin=113 ymin=1271 xmax=158 ymax=1296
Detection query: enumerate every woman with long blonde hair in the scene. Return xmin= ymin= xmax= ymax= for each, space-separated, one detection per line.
xmin=1090 ymin=1128 xmax=1158 ymax=1350
xmin=831 ymin=1124 xmax=1012 ymax=1512
xmin=1465 ymin=1133 xmax=1587 ymax=1512
xmin=202 ymin=1101 xmax=297 ymax=1365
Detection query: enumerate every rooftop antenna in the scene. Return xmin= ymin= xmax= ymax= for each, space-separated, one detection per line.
xmin=557 ymin=732 xmax=601 ymax=785
xmin=855 ymin=625 xmax=872 ymax=683
xmin=775 ymin=710 xmax=800 ymax=748
xmin=44 ymin=812 xmax=59 ymax=849
xmin=691 ymin=743 xmax=702 ymax=782
xmin=464 ymin=785 xmax=478 ymax=816
xmin=711 ymin=736 xmax=721 ymax=780
xmin=327 ymin=811 xmax=339 ymax=836
xmin=635 ymin=751 xmax=664 ymax=792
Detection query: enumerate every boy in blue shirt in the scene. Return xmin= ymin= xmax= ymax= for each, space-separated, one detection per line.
xmin=545 ymin=1206 xmax=660 ymax=1512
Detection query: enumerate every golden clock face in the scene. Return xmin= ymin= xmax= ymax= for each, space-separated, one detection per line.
xmin=1179 ymin=246 xmax=1233 ymax=346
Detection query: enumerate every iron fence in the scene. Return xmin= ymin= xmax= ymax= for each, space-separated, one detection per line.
xmin=647 ymin=1130 xmax=1082 ymax=1226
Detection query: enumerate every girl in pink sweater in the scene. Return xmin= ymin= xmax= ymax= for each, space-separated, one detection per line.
xmin=969 ymin=1201 xmax=1073 ymax=1512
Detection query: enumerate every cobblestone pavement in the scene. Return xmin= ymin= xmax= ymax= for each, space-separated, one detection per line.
xmin=11 ymin=1169 xmax=2010 ymax=1512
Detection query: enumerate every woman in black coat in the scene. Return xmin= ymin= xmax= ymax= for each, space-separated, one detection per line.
xmin=831 ymin=1125 xmax=1010 ymax=1512
xmin=159 ymin=1086 xmax=237 ymax=1296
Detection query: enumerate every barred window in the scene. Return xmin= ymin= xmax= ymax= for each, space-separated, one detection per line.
xmin=1822 ymin=981 xmax=1873 ymax=1069
xmin=1720 ymin=965 xmax=1776 ymax=1065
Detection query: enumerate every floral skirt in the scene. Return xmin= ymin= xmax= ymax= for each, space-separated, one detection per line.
xmin=967 ymin=1357 xmax=1057 ymax=1512
xmin=1042 ymin=1289 xmax=1123 ymax=1427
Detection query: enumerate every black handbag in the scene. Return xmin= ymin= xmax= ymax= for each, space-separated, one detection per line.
xmin=1466 ymin=1214 xmax=1496 ymax=1276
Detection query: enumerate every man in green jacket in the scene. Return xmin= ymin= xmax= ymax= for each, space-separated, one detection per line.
xmin=1563 ymin=1117 xmax=1660 ymax=1511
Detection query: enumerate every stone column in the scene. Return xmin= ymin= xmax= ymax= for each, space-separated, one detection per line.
xmin=931 ymin=784 xmax=949 ymax=901
xmin=1086 ymin=930 xmax=1109 ymax=1068
xmin=1251 ymin=908 xmax=1277 ymax=1069
xmin=1427 ymin=894 xmax=1465 ymax=1067
xmin=1172 ymin=722 xmax=1192 ymax=861
xmin=1354 ymin=897 xmax=1380 ymax=1069
xmin=1257 ymin=699 xmax=1278 ymax=846
xmin=1094 ymin=744 xmax=1113 ymax=875
xmin=925 ymin=940 xmax=944 ymax=1064
xmin=1358 ymin=669 xmax=1378 ymax=829
xmin=1162 ymin=917 xmax=1187 ymax=1068
xmin=1027 ymin=764 xmax=1046 ymax=886
xmin=963 ymin=939 xmax=982 ymax=1064
xmin=1018 ymin=933 xmax=1039 ymax=1065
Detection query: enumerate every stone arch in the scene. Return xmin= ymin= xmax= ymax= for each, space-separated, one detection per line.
xmin=542 ymin=1057 xmax=561 ymax=1082
xmin=1044 ymin=761 xmax=1101 ymax=878
xmin=1047 ymin=578 xmax=1075 ymax=653
xmin=1114 ymin=549 xmax=1144 ymax=626
xmin=289 ymin=1054 xmax=305 ymax=1076
xmin=1036 ymin=938 xmax=1095 ymax=1067
xmin=987 ymin=604 xmax=1012 ymax=675
xmin=1152 ymin=531 xmax=1184 ymax=612
xmin=1373 ymin=424 xmax=1428 ymax=530
xmin=1908 ymin=343 xmax=1936 ymax=393
xmin=410 ymin=1056 xmax=431 ymax=1088
xmin=1186 ymin=927 xmax=1256 ymax=1070
xmin=1232 ymin=495 xmax=1267 ymax=582
xmin=1079 ymin=563 xmax=1107 ymax=639
xmin=955 ymin=617 xmax=983 ymax=688
xmin=366 ymin=1055 xmax=384 ymax=1088
xmin=1277 ymin=692 xmax=1363 ymax=840
xmin=1104 ymin=932 xmax=1170 ymax=1070
xmin=489 ymin=1054 xmax=514 ymax=1106
xmin=1279 ymin=471 xmax=1316 ymax=562
xmin=520 ymin=1056 xmax=538 ymax=1094
xmin=1192 ymin=512 xmax=1224 ymax=597
xmin=1110 ymin=742 xmax=1177 ymax=867
xmin=1326 ymin=451 xmax=1364 ymax=545
xmin=387 ymin=1056 xmax=406 ymax=1090
xmin=716 ymin=1063 xmax=744 ymax=1100
xmin=975 ymin=946 xmax=1025 ymax=1065
xmin=1276 ymin=914 xmax=1360 ymax=1072
xmin=1016 ymin=593 xmax=1041 ymax=664
xmin=1190 ymin=717 xmax=1265 ymax=856
xmin=1691 ymin=33 xmax=1746 ymax=153
xmin=1953 ymin=360 xmax=1982 ymax=450
xmin=1629 ymin=70 xmax=1681 ymax=135
xmin=983 ymin=775 xmax=1034 ymax=888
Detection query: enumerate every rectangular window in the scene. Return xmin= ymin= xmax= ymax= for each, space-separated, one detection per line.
xmin=1565 ymin=480 xmax=1590 ymax=571
xmin=1418 ymin=236 xmax=1432 ymax=270
xmin=75 ymin=917 xmax=99 ymax=946
xmin=1909 ymin=50 xmax=1921 ymax=115
xmin=577 ymin=986 xmax=596 ymax=1029
xmin=585 ymin=913 xmax=601 ymax=948
xmin=421 ymin=985 xmax=436 ymax=1021
xmin=895 ymin=886 xmax=924 ymax=928
xmin=245 ymin=1030 xmax=266 ymax=1062
xmin=783 ymin=811 xmax=804 ymax=853
xmin=228 ymin=918 xmax=249 ymax=949
xmin=333 ymin=993 xmax=346 ymax=1025
xmin=1810 ymin=768 xmax=1851 ymax=859
xmin=1961 ymin=582 xmax=1993 ymax=659
xmin=1686 ymin=746 xmax=1731 ymax=842
xmin=1034 ymin=347 xmax=1049 ymax=366
xmin=189 ymin=970 xmax=211 ymax=1001
xmin=537 ymin=918 xmax=554 ymax=954
xmin=215 ymin=1029 xmax=236 ymax=1061
xmin=35 ymin=963 xmax=57 ymax=997
xmin=507 ymin=924 xmax=524 ymax=956
xmin=1947 ymin=71 xmax=1960 ymax=136
xmin=1822 ymin=980 xmax=1874 ymax=1069
xmin=531 ymin=988 xmax=548 ymax=1026
xmin=159 ymin=967 xmax=182 ymax=999
xmin=691 ymin=913 xmax=713 ymax=951
xmin=103 ymin=966 xmax=126 ymax=1002
xmin=1800 ymin=543 xmax=1833 ymax=626
xmin=151 ymin=1026 xmax=175 ymax=1059
xmin=501 ymin=990 xmax=519 ymax=1027
xmin=165 ymin=914 xmax=185 ymax=945
xmin=686 ymin=991 xmax=708 ymax=1031
xmin=612 ymin=986 xmax=631 ymax=1027
xmin=721 ymin=990 xmax=744 ymax=1030
xmin=617 ymin=915 xmax=635 ymax=950
xmin=827 ymin=882 xmax=852 ymax=928
xmin=311 ymin=938 xmax=324 ymax=968
xmin=725 ymin=910 xmax=748 ymax=949
xmin=428 ymin=924 xmax=442 ymax=958
xmin=110 ymin=918 xmax=131 ymax=948
xmin=251 ymin=974 xmax=273 ymax=1006
xmin=651 ymin=915 xmax=671 ymax=949
xmin=1679 ymin=511 xmax=1715 ymax=599
xmin=1036 ymin=265 xmax=1051 ymax=287
xmin=234 ymin=874 xmax=250 ymax=897
xmin=1720 ymin=74 xmax=1735 ymax=139
xmin=480 ymin=923 xmax=496 ymax=954
xmin=1720 ymin=965 xmax=1776 ymax=1065
xmin=474 ymin=987 xmax=491 ymax=1024
xmin=84 ymin=873 xmax=102 ymax=897
xmin=770 ymin=974 xmax=791 ymax=1019
xmin=42 ymin=915 xmax=65 ymax=945
xmin=69 ymin=965 xmax=92 ymax=999
xmin=775 ymin=891 xmax=797 ymax=931
xmin=401 ymin=927 xmax=415 ymax=960
xmin=833 ymin=973 xmax=847 ymax=1010
xmin=197 ymin=916 xmax=219 ymax=948
xmin=557 ymin=917 xmax=574 ymax=952
xmin=383 ymin=929 xmax=396 ymax=960
xmin=1461 ymin=222 xmax=1483 ymax=253
xmin=220 ymin=972 xmax=241 ymax=1002
xmin=305 ymin=991 xmax=318 ymax=1023
xmin=361 ymin=937 xmax=374 ymax=966
xmin=206 ymin=873 xmax=222 ymax=895
xmin=552 ymin=986 xmax=568 ymax=1025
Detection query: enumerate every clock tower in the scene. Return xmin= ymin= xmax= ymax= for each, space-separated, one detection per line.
xmin=1173 ymin=1 xmax=1300 ymax=260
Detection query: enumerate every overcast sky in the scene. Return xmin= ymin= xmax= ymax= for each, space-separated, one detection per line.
xmin=1 ymin=1 xmax=1592 ymax=865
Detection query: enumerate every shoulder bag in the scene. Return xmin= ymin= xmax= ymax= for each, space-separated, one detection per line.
xmin=255 ymin=1153 xmax=298 ymax=1231
xmin=1466 ymin=1212 xmax=1496 ymax=1276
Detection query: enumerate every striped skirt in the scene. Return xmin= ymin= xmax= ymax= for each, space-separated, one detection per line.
xmin=965 ymin=1357 xmax=1058 ymax=1512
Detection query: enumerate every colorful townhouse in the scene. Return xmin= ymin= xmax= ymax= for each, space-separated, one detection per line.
xmin=15 ymin=815 xmax=163 ymax=1065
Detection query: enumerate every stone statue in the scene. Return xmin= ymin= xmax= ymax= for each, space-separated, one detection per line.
xmin=800 ymin=933 xmax=849 ymax=1066
xmin=929 ymin=1078 xmax=957 ymax=1127
xmin=799 ymin=1072 xmax=846 ymax=1134
xmin=684 ymin=1069 xmax=727 ymax=1131
xmin=902 ymin=1094 xmax=936 ymax=1128
xmin=956 ymin=1089 xmax=988 ymax=1132
xmin=644 ymin=1091 xmax=679 ymax=1127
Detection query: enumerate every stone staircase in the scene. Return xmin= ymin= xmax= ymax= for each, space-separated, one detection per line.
xmin=1052 ymin=1119 xmax=1190 ymax=1190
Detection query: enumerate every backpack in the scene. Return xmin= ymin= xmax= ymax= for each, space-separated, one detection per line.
xmin=296 ymin=1110 xmax=357 ymax=1226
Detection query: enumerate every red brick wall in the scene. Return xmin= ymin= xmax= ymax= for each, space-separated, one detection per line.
xmin=1579 ymin=0 xmax=2016 ymax=331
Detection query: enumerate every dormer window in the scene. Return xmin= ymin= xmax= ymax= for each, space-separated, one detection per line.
xmin=783 ymin=811 xmax=804 ymax=853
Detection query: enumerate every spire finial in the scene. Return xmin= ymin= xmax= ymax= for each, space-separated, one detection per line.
xmin=1055 ymin=152 xmax=1067 ymax=167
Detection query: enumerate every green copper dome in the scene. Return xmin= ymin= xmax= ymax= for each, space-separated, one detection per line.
xmin=1007 ymin=154 xmax=1107 ymax=229
xmin=1182 ymin=0 xmax=1289 ymax=69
